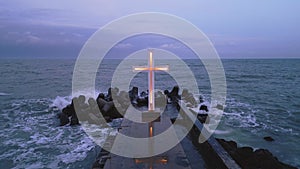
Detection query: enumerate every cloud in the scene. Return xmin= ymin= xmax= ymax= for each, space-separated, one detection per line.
xmin=208 ymin=34 xmax=265 ymax=44
xmin=16 ymin=32 xmax=41 ymax=44
xmin=114 ymin=43 xmax=133 ymax=49
xmin=160 ymin=43 xmax=181 ymax=49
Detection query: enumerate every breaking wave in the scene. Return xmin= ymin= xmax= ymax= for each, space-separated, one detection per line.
xmin=0 ymin=96 xmax=115 ymax=169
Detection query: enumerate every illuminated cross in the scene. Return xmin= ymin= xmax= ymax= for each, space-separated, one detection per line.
xmin=133 ymin=50 xmax=169 ymax=112
xmin=133 ymin=50 xmax=169 ymax=169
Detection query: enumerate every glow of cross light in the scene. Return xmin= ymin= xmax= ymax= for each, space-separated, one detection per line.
xmin=133 ymin=51 xmax=169 ymax=111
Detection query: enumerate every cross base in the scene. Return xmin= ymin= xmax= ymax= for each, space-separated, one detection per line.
xmin=142 ymin=111 xmax=161 ymax=122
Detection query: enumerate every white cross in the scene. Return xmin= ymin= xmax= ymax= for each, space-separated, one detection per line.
xmin=133 ymin=50 xmax=169 ymax=111
xmin=133 ymin=50 xmax=169 ymax=169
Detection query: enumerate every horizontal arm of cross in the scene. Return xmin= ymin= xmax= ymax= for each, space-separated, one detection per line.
xmin=133 ymin=65 xmax=169 ymax=72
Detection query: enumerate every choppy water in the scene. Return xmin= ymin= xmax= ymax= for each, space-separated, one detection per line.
xmin=0 ymin=58 xmax=299 ymax=168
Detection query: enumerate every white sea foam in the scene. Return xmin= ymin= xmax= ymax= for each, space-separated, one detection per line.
xmin=2 ymin=94 xmax=298 ymax=168
xmin=50 ymin=96 xmax=72 ymax=110
xmin=57 ymin=136 xmax=95 ymax=164
xmin=213 ymin=129 xmax=232 ymax=135
xmin=0 ymin=92 xmax=11 ymax=96
xmin=50 ymin=90 xmax=105 ymax=110
xmin=221 ymin=97 xmax=261 ymax=128
xmin=0 ymin=96 xmax=114 ymax=169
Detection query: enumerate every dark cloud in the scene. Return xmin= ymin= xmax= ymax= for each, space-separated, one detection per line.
xmin=0 ymin=1 xmax=299 ymax=58
xmin=0 ymin=20 xmax=96 ymax=58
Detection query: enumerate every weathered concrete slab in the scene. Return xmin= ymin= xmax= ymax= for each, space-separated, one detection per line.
xmin=103 ymin=105 xmax=205 ymax=169
xmin=178 ymin=100 xmax=241 ymax=169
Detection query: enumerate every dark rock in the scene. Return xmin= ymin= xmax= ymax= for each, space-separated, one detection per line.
xmin=181 ymin=89 xmax=197 ymax=106
xmin=249 ymin=149 xmax=284 ymax=169
xmin=110 ymin=87 xmax=119 ymax=101
xmin=70 ymin=114 xmax=79 ymax=125
xmin=185 ymin=94 xmax=197 ymax=106
xmin=137 ymin=97 xmax=148 ymax=107
xmin=181 ymin=89 xmax=189 ymax=98
xmin=117 ymin=91 xmax=131 ymax=110
xmin=136 ymin=90 xmax=166 ymax=108
xmin=78 ymin=95 xmax=89 ymax=110
xmin=134 ymin=90 xmax=148 ymax=107
xmin=170 ymin=85 xmax=179 ymax=95
xmin=97 ymin=93 xmax=105 ymax=100
xmin=87 ymin=113 xmax=99 ymax=124
xmin=96 ymin=96 xmax=123 ymax=120
xmin=227 ymin=140 xmax=238 ymax=150
xmin=62 ymin=98 xmax=77 ymax=117
xmin=60 ymin=90 xmax=127 ymax=126
xmin=170 ymin=118 xmax=177 ymax=124
xmin=106 ymin=88 xmax=112 ymax=101
xmin=129 ymin=86 xmax=139 ymax=104
xmin=217 ymin=138 xmax=238 ymax=152
xmin=264 ymin=136 xmax=275 ymax=142
xmin=60 ymin=98 xmax=80 ymax=126
xmin=216 ymin=104 xmax=224 ymax=110
xmin=88 ymin=97 xmax=97 ymax=106
xmin=106 ymin=87 xmax=119 ymax=101
xmin=197 ymin=114 xmax=209 ymax=123
xmin=235 ymin=146 xmax=254 ymax=163
xmin=113 ymin=87 xmax=119 ymax=94
xmin=74 ymin=95 xmax=90 ymax=122
xmin=216 ymin=139 xmax=297 ymax=169
xmin=105 ymin=90 xmax=130 ymax=119
xmin=104 ymin=116 xmax=112 ymax=123
xmin=74 ymin=110 xmax=87 ymax=122
xmin=199 ymin=95 xmax=204 ymax=103
xmin=87 ymin=98 xmax=103 ymax=123
xmin=88 ymin=98 xmax=98 ymax=110
xmin=62 ymin=105 xmax=74 ymax=117
xmin=199 ymin=105 xmax=209 ymax=112
xmin=164 ymin=90 xmax=169 ymax=96
xmin=164 ymin=90 xmax=171 ymax=103
xmin=97 ymin=97 xmax=107 ymax=110
xmin=107 ymin=106 xmax=123 ymax=119
xmin=59 ymin=113 xmax=69 ymax=126
xmin=102 ymin=102 xmax=114 ymax=115
xmin=140 ymin=91 xmax=147 ymax=97
xmin=168 ymin=85 xmax=180 ymax=102
xmin=155 ymin=91 xmax=166 ymax=107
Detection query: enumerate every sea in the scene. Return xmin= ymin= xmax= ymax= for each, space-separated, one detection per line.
xmin=0 ymin=58 xmax=299 ymax=169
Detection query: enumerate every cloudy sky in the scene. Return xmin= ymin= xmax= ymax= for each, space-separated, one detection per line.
xmin=0 ymin=0 xmax=299 ymax=58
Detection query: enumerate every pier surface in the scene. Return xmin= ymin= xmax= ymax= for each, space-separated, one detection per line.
xmin=94 ymin=103 xmax=241 ymax=169
xmin=102 ymin=104 xmax=206 ymax=169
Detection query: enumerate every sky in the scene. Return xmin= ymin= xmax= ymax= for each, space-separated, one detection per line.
xmin=0 ymin=0 xmax=299 ymax=59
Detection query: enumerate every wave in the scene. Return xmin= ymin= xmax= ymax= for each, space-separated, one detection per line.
xmin=0 ymin=92 xmax=11 ymax=96
xmin=1 ymin=94 xmax=299 ymax=168
xmin=50 ymin=89 xmax=111 ymax=110
xmin=0 ymin=96 xmax=118 ymax=169
xmin=214 ymin=129 xmax=232 ymax=135
xmin=50 ymin=96 xmax=72 ymax=110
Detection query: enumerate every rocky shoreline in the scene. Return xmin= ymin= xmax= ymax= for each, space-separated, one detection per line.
xmin=58 ymin=86 xmax=179 ymax=126
xmin=216 ymin=138 xmax=297 ymax=169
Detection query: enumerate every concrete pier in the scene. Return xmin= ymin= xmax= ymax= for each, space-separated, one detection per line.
xmin=102 ymin=104 xmax=206 ymax=169
xmin=92 ymin=102 xmax=241 ymax=169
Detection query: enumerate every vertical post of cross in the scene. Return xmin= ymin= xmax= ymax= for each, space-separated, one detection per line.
xmin=133 ymin=50 xmax=169 ymax=113
xmin=132 ymin=50 xmax=170 ymax=169
xmin=148 ymin=50 xmax=154 ymax=111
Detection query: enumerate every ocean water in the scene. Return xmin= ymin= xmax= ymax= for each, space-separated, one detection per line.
xmin=0 ymin=58 xmax=299 ymax=168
